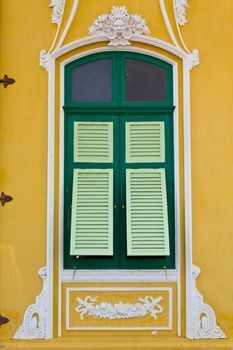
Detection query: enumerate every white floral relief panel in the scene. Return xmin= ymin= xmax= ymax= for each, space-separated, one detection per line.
xmin=65 ymin=287 xmax=174 ymax=331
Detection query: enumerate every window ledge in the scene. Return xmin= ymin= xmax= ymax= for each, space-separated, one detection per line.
xmin=60 ymin=269 xmax=179 ymax=282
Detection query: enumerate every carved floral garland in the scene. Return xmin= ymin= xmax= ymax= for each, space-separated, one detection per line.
xmin=76 ymin=295 xmax=163 ymax=320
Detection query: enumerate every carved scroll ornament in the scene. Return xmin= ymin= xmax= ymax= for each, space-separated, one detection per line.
xmin=13 ymin=267 xmax=47 ymax=339
xmin=192 ymin=265 xmax=226 ymax=339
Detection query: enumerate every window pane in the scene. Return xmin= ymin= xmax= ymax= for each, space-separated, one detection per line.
xmin=72 ymin=59 xmax=112 ymax=102
xmin=126 ymin=59 xmax=166 ymax=102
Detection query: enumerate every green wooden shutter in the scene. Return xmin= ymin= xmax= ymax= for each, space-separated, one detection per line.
xmin=70 ymin=169 xmax=113 ymax=256
xmin=74 ymin=122 xmax=113 ymax=163
xmin=126 ymin=168 xmax=170 ymax=256
xmin=125 ymin=122 xmax=165 ymax=163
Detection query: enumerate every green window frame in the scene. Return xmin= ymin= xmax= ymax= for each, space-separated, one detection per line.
xmin=64 ymin=52 xmax=175 ymax=270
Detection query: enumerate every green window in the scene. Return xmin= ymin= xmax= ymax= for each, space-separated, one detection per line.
xmin=64 ymin=52 xmax=175 ymax=269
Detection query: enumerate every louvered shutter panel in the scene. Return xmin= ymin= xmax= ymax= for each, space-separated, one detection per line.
xmin=126 ymin=169 xmax=169 ymax=256
xmin=126 ymin=122 xmax=165 ymax=163
xmin=70 ymin=169 xmax=113 ymax=256
xmin=74 ymin=122 xmax=113 ymax=163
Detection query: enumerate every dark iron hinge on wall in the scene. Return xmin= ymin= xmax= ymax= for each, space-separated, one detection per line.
xmin=0 ymin=192 xmax=13 ymax=206
xmin=0 ymin=74 xmax=15 ymax=88
xmin=0 ymin=314 xmax=9 ymax=327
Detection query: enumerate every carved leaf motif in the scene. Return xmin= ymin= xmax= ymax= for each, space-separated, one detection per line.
xmin=174 ymin=0 xmax=189 ymax=26
xmin=49 ymin=0 xmax=65 ymax=25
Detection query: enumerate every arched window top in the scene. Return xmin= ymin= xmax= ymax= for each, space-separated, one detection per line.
xmin=65 ymin=52 xmax=173 ymax=107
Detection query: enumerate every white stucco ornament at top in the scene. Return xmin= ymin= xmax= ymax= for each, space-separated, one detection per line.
xmin=40 ymin=0 xmax=65 ymax=70
xmin=50 ymin=0 xmax=65 ymax=25
xmin=89 ymin=6 xmax=150 ymax=46
xmin=174 ymin=0 xmax=189 ymax=26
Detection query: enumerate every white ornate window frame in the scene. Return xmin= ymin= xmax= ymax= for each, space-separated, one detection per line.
xmin=14 ymin=1 xmax=226 ymax=341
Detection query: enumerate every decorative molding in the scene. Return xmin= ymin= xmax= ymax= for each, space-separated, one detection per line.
xmin=159 ymin=0 xmax=179 ymax=47
xmin=186 ymin=49 xmax=199 ymax=70
xmin=89 ymin=6 xmax=149 ymax=46
xmin=191 ymin=265 xmax=226 ymax=339
xmin=49 ymin=0 xmax=65 ymax=25
xmin=76 ymin=295 xmax=163 ymax=321
xmin=40 ymin=49 xmax=49 ymax=71
xmin=56 ymin=0 xmax=79 ymax=50
xmin=13 ymin=267 xmax=47 ymax=339
xmin=190 ymin=49 xmax=199 ymax=68
xmin=52 ymin=35 xmax=186 ymax=59
xmin=66 ymin=286 xmax=172 ymax=330
xmin=61 ymin=268 xmax=178 ymax=282
xmin=174 ymin=0 xmax=189 ymax=26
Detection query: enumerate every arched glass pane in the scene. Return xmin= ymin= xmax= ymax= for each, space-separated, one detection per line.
xmin=72 ymin=59 xmax=112 ymax=102
xmin=126 ymin=59 xmax=166 ymax=102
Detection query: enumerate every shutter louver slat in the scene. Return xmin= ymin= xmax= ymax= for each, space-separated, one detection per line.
xmin=126 ymin=169 xmax=170 ymax=256
xmin=74 ymin=122 xmax=113 ymax=163
xmin=70 ymin=169 xmax=113 ymax=256
xmin=126 ymin=122 xmax=165 ymax=163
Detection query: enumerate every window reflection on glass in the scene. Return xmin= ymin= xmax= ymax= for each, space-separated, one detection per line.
xmin=126 ymin=59 xmax=166 ymax=102
xmin=72 ymin=59 xmax=112 ymax=102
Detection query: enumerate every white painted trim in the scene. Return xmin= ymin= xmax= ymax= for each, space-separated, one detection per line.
xmin=183 ymin=56 xmax=193 ymax=339
xmin=58 ymin=47 xmax=181 ymax=334
xmin=48 ymin=0 xmax=66 ymax=54
xmin=56 ymin=0 xmax=80 ymax=49
xmin=159 ymin=0 xmax=179 ymax=47
xmin=52 ymin=35 xmax=187 ymax=59
xmin=173 ymin=1 xmax=191 ymax=54
xmin=45 ymin=56 xmax=55 ymax=339
xmin=58 ymin=45 xmax=181 ymax=336
xmin=172 ymin=62 xmax=181 ymax=337
xmin=65 ymin=287 xmax=173 ymax=331
xmin=61 ymin=269 xmax=178 ymax=282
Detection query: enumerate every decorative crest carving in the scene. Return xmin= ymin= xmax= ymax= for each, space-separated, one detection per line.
xmin=13 ymin=267 xmax=47 ymax=339
xmin=76 ymin=295 xmax=163 ymax=320
xmin=49 ymin=0 xmax=65 ymax=25
xmin=89 ymin=6 xmax=150 ymax=46
xmin=191 ymin=265 xmax=226 ymax=339
xmin=174 ymin=0 xmax=189 ymax=26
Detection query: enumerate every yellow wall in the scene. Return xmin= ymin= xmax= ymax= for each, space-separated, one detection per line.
xmin=0 ymin=0 xmax=233 ymax=343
